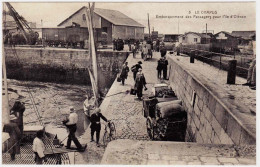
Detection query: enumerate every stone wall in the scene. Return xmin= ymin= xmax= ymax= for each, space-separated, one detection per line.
xmin=168 ymin=57 xmax=255 ymax=145
xmin=4 ymin=47 xmax=129 ymax=90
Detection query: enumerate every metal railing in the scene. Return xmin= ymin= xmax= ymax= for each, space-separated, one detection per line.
xmin=179 ymin=46 xmax=250 ymax=79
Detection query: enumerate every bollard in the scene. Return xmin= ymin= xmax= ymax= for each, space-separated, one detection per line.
xmin=177 ymin=47 xmax=180 ymax=55
xmin=190 ymin=50 xmax=195 ymax=63
xmin=227 ymin=60 xmax=237 ymax=84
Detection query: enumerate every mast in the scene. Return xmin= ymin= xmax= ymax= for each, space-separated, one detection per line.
xmin=86 ymin=3 xmax=99 ymax=106
xmin=2 ymin=48 xmax=10 ymax=125
xmin=147 ymin=13 xmax=151 ymax=38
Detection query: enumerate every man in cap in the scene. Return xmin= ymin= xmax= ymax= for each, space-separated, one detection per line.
xmin=90 ymin=108 xmax=108 ymax=147
xmin=65 ymin=106 xmax=86 ymax=152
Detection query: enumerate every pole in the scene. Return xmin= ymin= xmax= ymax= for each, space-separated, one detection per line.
xmin=87 ymin=3 xmax=99 ymax=99
xmin=147 ymin=13 xmax=150 ymax=38
xmin=178 ymin=18 xmax=179 ymax=35
xmin=2 ymin=48 xmax=10 ymax=125
xmin=206 ymin=23 xmax=207 ymax=44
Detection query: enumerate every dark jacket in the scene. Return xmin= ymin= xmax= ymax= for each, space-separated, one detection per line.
xmin=120 ymin=65 xmax=129 ymax=79
xmin=132 ymin=64 xmax=142 ymax=74
xmin=90 ymin=113 xmax=108 ymax=130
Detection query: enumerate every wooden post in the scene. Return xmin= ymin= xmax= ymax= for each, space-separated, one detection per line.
xmin=190 ymin=50 xmax=195 ymax=63
xmin=2 ymin=49 xmax=10 ymax=125
xmin=227 ymin=60 xmax=237 ymax=84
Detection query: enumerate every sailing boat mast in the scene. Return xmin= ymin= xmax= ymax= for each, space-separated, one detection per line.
xmin=2 ymin=48 xmax=10 ymax=125
xmin=86 ymin=3 xmax=99 ymax=106
xmin=88 ymin=3 xmax=98 ymax=90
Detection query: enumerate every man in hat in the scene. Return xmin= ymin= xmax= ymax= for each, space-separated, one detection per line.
xmin=131 ymin=61 xmax=142 ymax=80
xmin=32 ymin=130 xmax=46 ymax=164
xmin=64 ymin=106 xmax=86 ymax=152
xmin=10 ymin=101 xmax=25 ymax=138
xmin=3 ymin=114 xmax=21 ymax=161
xmin=90 ymin=108 xmax=108 ymax=147
xmin=83 ymin=95 xmax=96 ymax=130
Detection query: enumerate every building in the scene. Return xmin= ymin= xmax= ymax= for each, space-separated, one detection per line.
xmin=212 ymin=31 xmax=239 ymax=52
xmin=231 ymin=31 xmax=256 ymax=45
xmin=57 ymin=7 xmax=145 ymax=44
xmin=178 ymin=32 xmax=211 ymax=44
xmin=164 ymin=34 xmax=180 ymax=42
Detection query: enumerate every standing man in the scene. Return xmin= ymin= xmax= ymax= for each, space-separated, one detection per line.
xmin=157 ymin=58 xmax=163 ymax=79
xmin=162 ymin=56 xmax=168 ymax=80
xmin=134 ymin=68 xmax=147 ymax=100
xmin=83 ymin=95 xmax=96 ymax=130
xmin=90 ymin=108 xmax=108 ymax=147
xmin=10 ymin=101 xmax=25 ymax=139
xmin=64 ymin=106 xmax=86 ymax=152
xmin=120 ymin=62 xmax=130 ymax=85
xmin=132 ymin=43 xmax=136 ymax=58
xmin=33 ymin=130 xmax=46 ymax=164
xmin=160 ymin=45 xmax=167 ymax=57
xmin=131 ymin=61 xmax=142 ymax=80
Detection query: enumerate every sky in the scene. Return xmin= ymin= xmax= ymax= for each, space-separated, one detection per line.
xmin=2 ymin=2 xmax=256 ymax=34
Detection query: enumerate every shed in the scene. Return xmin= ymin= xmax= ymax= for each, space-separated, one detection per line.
xmin=57 ymin=7 xmax=145 ymax=43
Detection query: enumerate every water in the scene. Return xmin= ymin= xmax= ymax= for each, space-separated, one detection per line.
xmin=5 ymin=79 xmax=94 ymax=136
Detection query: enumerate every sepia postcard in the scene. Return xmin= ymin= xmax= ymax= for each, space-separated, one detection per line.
xmin=1 ymin=1 xmax=256 ymax=165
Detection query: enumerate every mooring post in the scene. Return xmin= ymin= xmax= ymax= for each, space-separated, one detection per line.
xmin=190 ymin=50 xmax=195 ymax=63
xmin=177 ymin=47 xmax=180 ymax=55
xmin=227 ymin=60 xmax=237 ymax=84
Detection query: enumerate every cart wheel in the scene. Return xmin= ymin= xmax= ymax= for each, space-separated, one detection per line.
xmin=146 ymin=118 xmax=153 ymax=139
xmin=153 ymin=124 xmax=161 ymax=140
xmin=109 ymin=122 xmax=116 ymax=140
xmin=103 ymin=131 xmax=110 ymax=146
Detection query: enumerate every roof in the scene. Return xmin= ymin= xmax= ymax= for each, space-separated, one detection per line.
xmin=214 ymin=31 xmax=237 ymax=38
xmin=184 ymin=32 xmax=211 ymax=38
xmin=94 ymin=8 xmax=145 ymax=28
xmin=231 ymin=31 xmax=256 ymax=40
xmin=58 ymin=6 xmax=145 ymax=28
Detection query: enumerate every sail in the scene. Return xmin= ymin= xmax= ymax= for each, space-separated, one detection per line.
xmin=88 ymin=68 xmax=99 ymax=106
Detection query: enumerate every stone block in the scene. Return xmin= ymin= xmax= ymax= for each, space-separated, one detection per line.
xmin=219 ymin=128 xmax=234 ymax=145
xmin=187 ymin=161 xmax=202 ymax=165
xmin=217 ymin=157 xmax=239 ymax=164
xmin=208 ymin=95 xmax=216 ymax=114
xmin=196 ymin=133 xmax=204 ymax=143
xmin=147 ymin=159 xmax=169 ymax=165
xmin=203 ymin=105 xmax=213 ymax=122
xmin=194 ymin=104 xmax=201 ymax=118
xmin=213 ymin=134 xmax=221 ymax=144
xmin=181 ymin=155 xmax=200 ymax=162
xmin=197 ymin=98 xmax=204 ymax=111
xmin=169 ymin=160 xmax=187 ymax=165
xmin=237 ymin=158 xmax=256 ymax=165
xmin=239 ymin=128 xmax=256 ymax=145
xmin=211 ymin=116 xmax=222 ymax=138
xmin=200 ymin=156 xmax=219 ymax=164
xmin=161 ymin=155 xmax=179 ymax=161
xmin=193 ymin=114 xmax=201 ymax=130
xmin=226 ymin=116 xmax=242 ymax=145
xmin=148 ymin=153 xmax=160 ymax=160
xmin=205 ymin=120 xmax=213 ymax=135
xmin=214 ymin=103 xmax=228 ymax=131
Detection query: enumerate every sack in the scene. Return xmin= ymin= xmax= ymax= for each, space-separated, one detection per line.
xmin=131 ymin=65 xmax=137 ymax=72
xmin=117 ymin=77 xmax=121 ymax=82
xmin=130 ymin=88 xmax=136 ymax=95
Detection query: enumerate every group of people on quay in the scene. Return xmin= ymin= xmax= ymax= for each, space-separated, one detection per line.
xmin=117 ymin=40 xmax=169 ymax=100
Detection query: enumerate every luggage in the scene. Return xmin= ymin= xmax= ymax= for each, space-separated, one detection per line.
xmin=117 ymin=77 xmax=121 ymax=82
xmin=156 ymin=103 xmax=184 ymax=119
xmin=130 ymin=88 xmax=136 ymax=95
xmin=131 ymin=65 xmax=137 ymax=72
